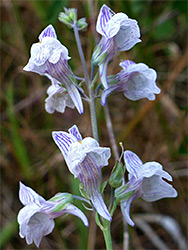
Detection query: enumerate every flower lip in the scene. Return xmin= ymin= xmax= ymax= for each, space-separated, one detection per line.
xmin=96 ymin=4 xmax=114 ymax=37
xmin=29 ymin=37 xmax=70 ymax=66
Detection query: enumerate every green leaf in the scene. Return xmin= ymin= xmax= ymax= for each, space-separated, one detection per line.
xmin=115 ymin=190 xmax=134 ymax=204
xmin=101 ymin=181 xmax=108 ymax=193
xmin=79 ymin=183 xmax=90 ymax=200
xmin=50 ymin=192 xmax=73 ymax=202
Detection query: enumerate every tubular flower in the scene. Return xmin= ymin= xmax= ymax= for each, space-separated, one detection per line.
xmin=52 ymin=125 xmax=112 ymax=221
xmin=101 ymin=60 xmax=161 ymax=105
xmin=18 ymin=182 xmax=88 ymax=247
xmin=92 ymin=4 xmax=141 ymax=88
xmin=115 ymin=150 xmax=178 ymax=226
xmin=23 ymin=24 xmax=83 ymax=114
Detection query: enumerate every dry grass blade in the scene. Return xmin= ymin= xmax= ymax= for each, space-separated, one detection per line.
xmin=134 ymin=214 xmax=187 ymax=250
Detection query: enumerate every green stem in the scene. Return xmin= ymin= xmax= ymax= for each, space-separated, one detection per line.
xmin=73 ymin=22 xmax=99 ymax=141
xmin=103 ymin=221 xmax=113 ymax=250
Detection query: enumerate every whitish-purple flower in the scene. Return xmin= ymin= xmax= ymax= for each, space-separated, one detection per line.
xmin=45 ymin=76 xmax=75 ymax=114
xmin=101 ymin=60 xmax=161 ymax=105
xmin=92 ymin=4 xmax=141 ymax=88
xmin=18 ymin=182 xmax=88 ymax=247
xmin=52 ymin=125 xmax=112 ymax=221
xmin=115 ymin=151 xmax=177 ymax=226
xmin=24 ymin=24 xmax=83 ymax=114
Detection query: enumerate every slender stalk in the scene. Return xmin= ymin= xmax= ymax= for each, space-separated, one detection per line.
xmin=73 ymin=22 xmax=98 ymax=141
xmin=104 ymin=103 xmax=119 ymax=161
xmin=103 ymin=221 xmax=113 ymax=250
xmin=104 ymin=104 xmax=129 ymax=249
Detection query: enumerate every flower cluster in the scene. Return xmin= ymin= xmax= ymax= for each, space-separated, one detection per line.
xmin=19 ymin=3 xmax=178 ymax=248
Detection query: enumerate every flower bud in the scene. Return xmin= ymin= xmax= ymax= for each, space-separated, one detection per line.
xmin=115 ymin=185 xmax=134 ymax=203
xmin=59 ymin=8 xmax=77 ymax=28
xmin=77 ymin=18 xmax=88 ymax=31
xmin=109 ymin=161 xmax=125 ymax=188
xmin=91 ymin=45 xmax=107 ymax=66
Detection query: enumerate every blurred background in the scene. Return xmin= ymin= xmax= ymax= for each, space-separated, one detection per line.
xmin=1 ymin=0 xmax=187 ymax=249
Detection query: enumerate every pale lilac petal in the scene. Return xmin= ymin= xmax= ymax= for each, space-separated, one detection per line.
xmin=142 ymin=175 xmax=178 ymax=202
xmin=119 ymin=60 xmax=136 ymax=70
xmin=75 ymin=137 xmax=111 ymax=167
xmin=124 ymin=150 xmax=143 ymax=178
xmin=117 ymin=62 xmax=161 ymax=101
xmin=96 ymin=4 xmax=114 ymax=37
xmin=52 ymin=131 xmax=77 ymax=160
xmin=78 ymin=156 xmax=111 ymax=221
xmin=17 ymin=203 xmax=41 ymax=225
xmin=64 ymin=83 xmax=84 ymax=114
xmin=141 ymin=67 xmax=157 ymax=81
xmin=88 ymin=148 xmax=111 ymax=168
xmin=122 ymin=62 xmax=149 ymax=72
xmin=27 ymin=35 xmax=69 ymax=67
xmin=41 ymin=37 xmax=70 ymax=64
xmin=115 ymin=19 xmax=141 ymax=51
xmin=19 ymin=182 xmax=45 ymax=206
xmin=91 ymin=190 xmax=112 ymax=221
xmin=105 ymin=13 xmax=129 ymax=38
xmin=99 ymin=60 xmax=110 ymax=89
xmin=45 ymin=84 xmax=75 ymax=114
xmin=30 ymin=43 xmax=49 ymax=66
xmin=136 ymin=162 xmax=170 ymax=180
xmin=120 ymin=195 xmax=136 ymax=226
xmin=24 ymin=212 xmax=54 ymax=247
xmin=80 ymin=137 xmax=99 ymax=151
xmin=45 ymin=85 xmax=65 ymax=114
xmin=101 ymin=84 xmax=120 ymax=106
xmin=68 ymin=125 xmax=82 ymax=141
xmin=66 ymin=142 xmax=87 ymax=176
xmin=62 ymin=204 xmax=89 ymax=226
xmin=98 ymin=38 xmax=116 ymax=88
xmin=23 ymin=60 xmax=47 ymax=75
xmin=65 ymin=138 xmax=111 ymax=176
xmin=52 ymin=131 xmax=84 ymax=177
xmin=38 ymin=24 xmax=57 ymax=42
xmin=123 ymin=72 xmax=159 ymax=101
